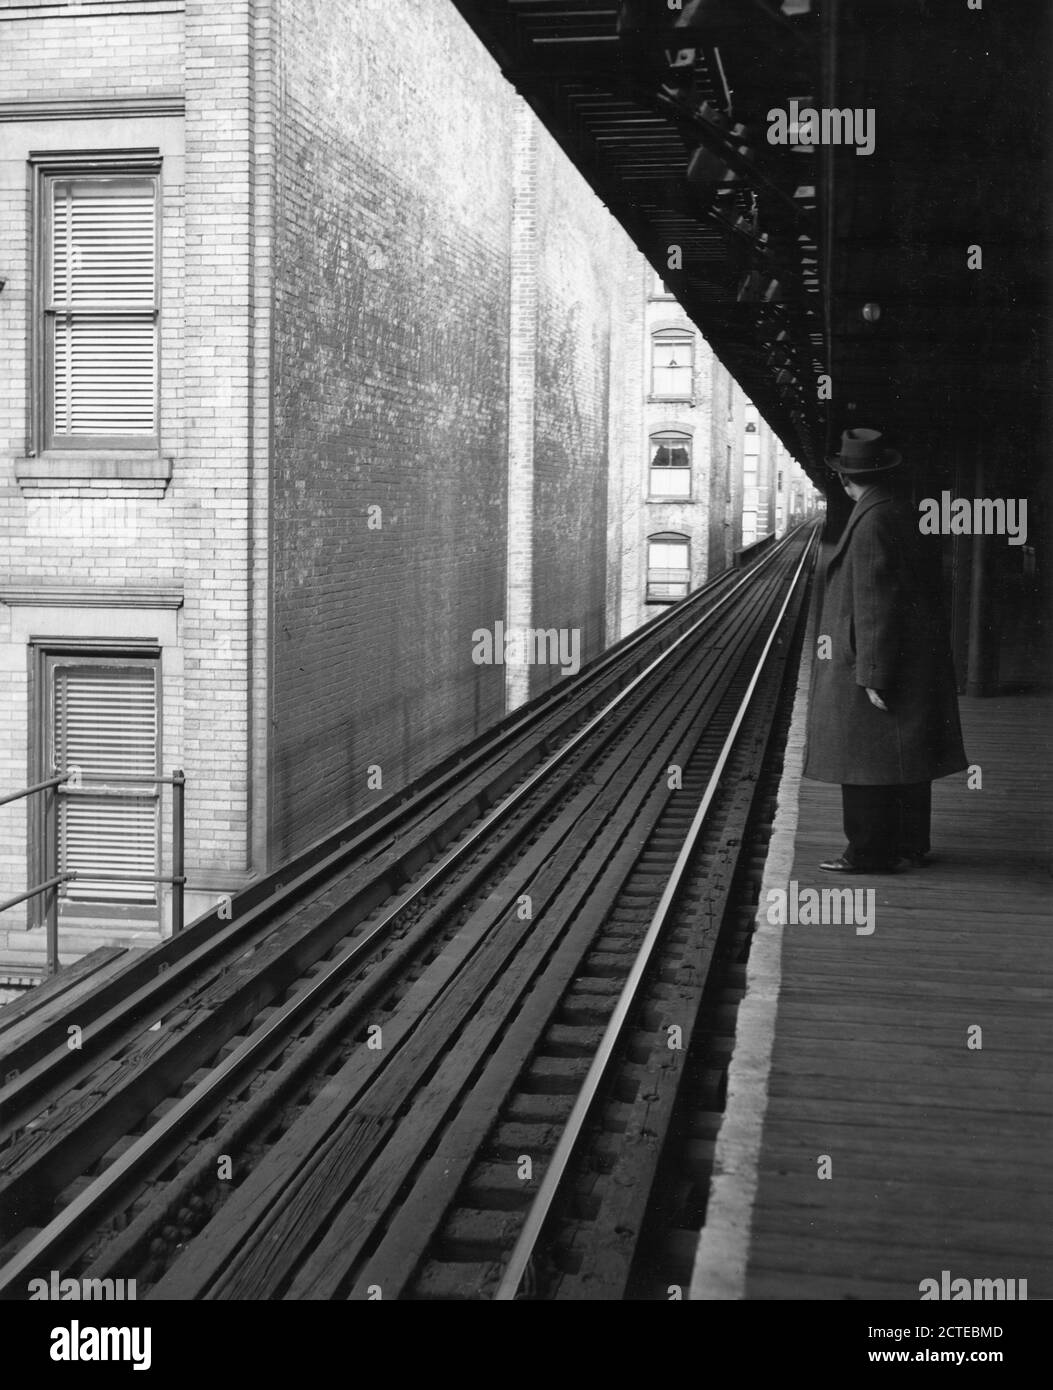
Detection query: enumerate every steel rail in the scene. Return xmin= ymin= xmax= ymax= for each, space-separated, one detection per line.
xmin=0 ymin=533 xmax=810 ymax=1297
xmin=494 ymin=528 xmax=818 ymax=1299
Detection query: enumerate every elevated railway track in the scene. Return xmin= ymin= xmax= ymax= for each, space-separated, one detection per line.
xmin=0 ymin=524 xmax=818 ymax=1301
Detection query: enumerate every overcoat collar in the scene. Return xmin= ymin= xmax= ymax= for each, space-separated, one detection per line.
xmin=826 ymin=486 xmax=892 ymax=568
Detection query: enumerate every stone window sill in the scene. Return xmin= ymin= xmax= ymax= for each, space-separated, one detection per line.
xmin=0 ymin=585 xmax=183 ymax=609
xmin=15 ymin=453 xmax=173 ymax=493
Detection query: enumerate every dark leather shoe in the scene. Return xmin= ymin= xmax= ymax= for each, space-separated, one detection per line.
xmin=818 ymin=855 xmax=899 ymax=874
xmin=902 ymin=852 xmax=933 ymax=867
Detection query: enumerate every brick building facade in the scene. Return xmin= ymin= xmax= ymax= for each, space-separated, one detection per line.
xmin=0 ymin=0 xmax=638 ymax=974
xmin=608 ymin=257 xmax=822 ymax=641
xmin=0 ymin=0 xmax=812 ymax=977
xmin=609 ymin=257 xmax=751 ymax=640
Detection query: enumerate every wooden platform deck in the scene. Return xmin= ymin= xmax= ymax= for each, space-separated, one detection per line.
xmin=692 ymin=653 xmax=1053 ymax=1300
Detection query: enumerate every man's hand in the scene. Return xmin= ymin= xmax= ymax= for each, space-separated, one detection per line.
xmin=866 ymin=687 xmax=889 ymax=711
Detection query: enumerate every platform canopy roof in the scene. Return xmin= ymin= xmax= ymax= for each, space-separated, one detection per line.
xmin=451 ymin=0 xmax=1048 ymax=494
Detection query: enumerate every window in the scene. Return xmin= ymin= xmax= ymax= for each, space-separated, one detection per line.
xmin=35 ymin=156 xmax=160 ymax=452
xmin=647 ymin=534 xmax=690 ymax=603
xmin=650 ymin=269 xmax=675 ymax=299
xmin=650 ymin=329 xmax=694 ymax=400
xmin=745 ymin=404 xmax=759 ymax=456
xmin=744 ymin=426 xmax=760 ymax=459
xmin=649 ymin=430 xmax=692 ymax=498
xmin=34 ymin=649 xmax=162 ymax=921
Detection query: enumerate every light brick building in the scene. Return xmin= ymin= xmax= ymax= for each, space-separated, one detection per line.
xmin=607 ymin=255 xmax=824 ymax=642
xmin=609 ymin=258 xmax=751 ymax=640
xmin=0 ymin=0 xmax=643 ymax=975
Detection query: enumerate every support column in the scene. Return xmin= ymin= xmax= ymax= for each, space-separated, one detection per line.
xmin=605 ymin=244 xmax=630 ymax=647
xmin=950 ymin=524 xmax=973 ymax=696
xmin=618 ymin=252 xmax=647 ymax=636
xmin=504 ymin=108 xmax=537 ymax=713
xmin=965 ymin=451 xmax=1000 ymax=697
xmin=183 ymin=1 xmax=255 ymax=892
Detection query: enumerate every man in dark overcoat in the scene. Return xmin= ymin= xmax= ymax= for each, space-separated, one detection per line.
xmin=804 ymin=429 xmax=968 ymax=872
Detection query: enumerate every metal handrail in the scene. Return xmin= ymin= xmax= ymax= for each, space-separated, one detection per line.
xmin=0 ymin=872 xmax=77 ymax=914
xmin=0 ymin=768 xmax=185 ymax=977
xmin=0 ymin=774 xmax=67 ymax=808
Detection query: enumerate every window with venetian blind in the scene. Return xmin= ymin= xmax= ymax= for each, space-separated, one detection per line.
xmin=39 ymin=163 xmax=160 ymax=451
xmin=46 ymin=656 xmax=161 ymax=909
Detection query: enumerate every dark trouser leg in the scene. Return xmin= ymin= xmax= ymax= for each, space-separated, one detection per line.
xmin=896 ymin=781 xmax=932 ymax=858
xmin=841 ymin=784 xmax=900 ymax=867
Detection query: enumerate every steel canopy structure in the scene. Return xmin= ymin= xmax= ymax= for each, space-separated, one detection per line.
xmin=451 ymin=0 xmax=1048 ymax=502
xmin=453 ymin=0 xmax=829 ymax=476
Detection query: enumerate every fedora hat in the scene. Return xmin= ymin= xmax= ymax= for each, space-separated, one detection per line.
xmin=828 ymin=427 xmax=903 ymax=475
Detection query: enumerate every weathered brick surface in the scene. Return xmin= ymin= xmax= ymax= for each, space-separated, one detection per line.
xmin=529 ymin=128 xmax=623 ymax=701
xmin=504 ymin=109 xmax=538 ymax=712
xmin=267 ymin=0 xmax=638 ymax=857
xmin=0 ymin=2 xmax=190 ymax=929
xmin=178 ymin=0 xmax=256 ymax=880
xmin=0 ymin=0 xmax=264 ymax=939
xmin=267 ymin=0 xmax=517 ymax=858
xmin=709 ymin=362 xmax=745 ymax=569
xmin=0 ymin=2 xmax=183 ymax=103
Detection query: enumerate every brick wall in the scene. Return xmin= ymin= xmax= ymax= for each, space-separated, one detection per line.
xmin=504 ymin=109 xmax=538 ymax=712
xmin=267 ymin=0 xmax=517 ymax=859
xmin=616 ymin=252 xmax=648 ymax=638
xmin=705 ymin=362 xmax=745 ymax=574
xmin=0 ymin=0 xmax=265 ymax=949
xmin=0 ymin=1 xmax=190 ymax=938
xmin=179 ymin=0 xmax=258 ymax=883
xmin=725 ymin=371 xmax=746 ymax=564
xmin=0 ymin=2 xmax=183 ymax=104
xmin=267 ymin=0 xmax=640 ymax=858
xmin=529 ymin=129 xmax=623 ymax=700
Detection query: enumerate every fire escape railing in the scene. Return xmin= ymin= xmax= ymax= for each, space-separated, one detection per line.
xmin=0 ymin=769 xmax=185 ymax=977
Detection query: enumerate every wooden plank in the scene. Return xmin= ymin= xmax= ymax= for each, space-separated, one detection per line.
xmin=771 ymin=1000 xmax=1052 ymax=1026
xmin=747 ymin=1174 xmax=1053 ymax=1221
xmin=745 ymin=1235 xmax=1053 ymax=1287
xmin=745 ymin=1268 xmax=910 ymax=1299
xmin=0 ymin=947 xmax=125 ymax=1042
xmin=756 ymin=1123 xmax=1051 ymax=1178
xmin=751 ymin=1208 xmax=1053 ymax=1260
xmin=764 ymin=1057 xmax=1053 ymax=1092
